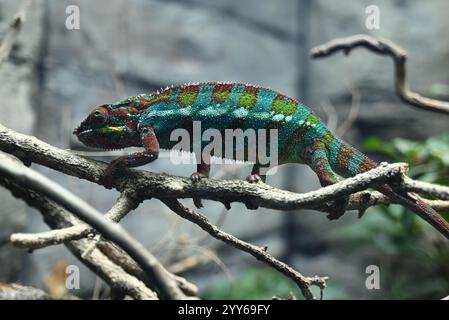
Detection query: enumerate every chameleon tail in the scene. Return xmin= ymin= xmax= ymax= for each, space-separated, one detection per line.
xmin=330 ymin=138 xmax=449 ymax=239
xmin=331 ymin=141 xmax=449 ymax=239
xmin=376 ymin=185 xmax=449 ymax=240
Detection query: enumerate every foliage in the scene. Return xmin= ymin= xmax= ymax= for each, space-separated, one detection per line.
xmin=202 ymin=267 xmax=346 ymax=300
xmin=337 ymin=133 xmax=449 ymax=299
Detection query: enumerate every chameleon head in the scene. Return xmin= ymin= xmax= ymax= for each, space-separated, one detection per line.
xmin=73 ymin=102 xmax=141 ymax=150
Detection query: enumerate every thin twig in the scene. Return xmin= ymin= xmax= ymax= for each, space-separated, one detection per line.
xmin=311 ymin=34 xmax=449 ymax=115
xmin=162 ymin=199 xmax=327 ymax=300
xmin=319 ymin=98 xmax=339 ymax=132
xmin=336 ymin=85 xmax=361 ymax=136
xmin=0 ymin=0 xmax=32 ymax=66
xmin=167 ymin=251 xmax=216 ymax=274
xmin=401 ymin=176 xmax=449 ymax=200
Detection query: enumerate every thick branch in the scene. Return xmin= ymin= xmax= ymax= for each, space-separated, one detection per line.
xmin=162 ymin=199 xmax=327 ymax=300
xmin=0 ymin=283 xmax=78 ymax=300
xmin=311 ymin=34 xmax=449 ymax=115
xmin=0 ymin=123 xmax=424 ymax=213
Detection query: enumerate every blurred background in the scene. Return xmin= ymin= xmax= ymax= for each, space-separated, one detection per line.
xmin=0 ymin=0 xmax=448 ymax=299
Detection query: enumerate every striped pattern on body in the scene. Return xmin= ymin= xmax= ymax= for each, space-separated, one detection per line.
xmin=110 ymin=82 xmax=377 ymax=176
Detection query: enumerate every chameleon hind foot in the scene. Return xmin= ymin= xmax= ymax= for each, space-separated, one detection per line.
xmin=326 ymin=196 xmax=349 ymax=220
xmin=190 ymin=172 xmax=205 ymax=208
xmin=245 ymin=200 xmax=259 ymax=210
xmin=192 ymin=197 xmax=204 ymax=209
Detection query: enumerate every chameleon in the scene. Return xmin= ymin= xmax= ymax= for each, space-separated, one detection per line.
xmin=74 ymin=82 xmax=449 ymax=240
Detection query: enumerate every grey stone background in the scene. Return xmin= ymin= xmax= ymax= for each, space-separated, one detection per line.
xmin=0 ymin=0 xmax=448 ymax=299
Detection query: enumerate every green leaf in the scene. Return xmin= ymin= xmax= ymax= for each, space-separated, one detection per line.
xmin=361 ymin=136 xmax=397 ymax=158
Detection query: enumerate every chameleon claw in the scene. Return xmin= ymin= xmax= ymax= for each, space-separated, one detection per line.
xmin=245 ymin=200 xmax=259 ymax=210
xmin=220 ymin=200 xmax=232 ymax=210
xmin=246 ymin=174 xmax=262 ymax=183
xmin=193 ymin=197 xmax=204 ymax=209
xmin=190 ymin=172 xmax=207 ymax=208
xmin=326 ymin=197 xmax=349 ymax=220
xmin=190 ymin=172 xmax=207 ymax=183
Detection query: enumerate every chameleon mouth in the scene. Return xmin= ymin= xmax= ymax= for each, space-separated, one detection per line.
xmin=73 ymin=126 xmax=82 ymax=135
xmin=74 ymin=126 xmax=127 ymax=136
xmin=74 ymin=126 xmax=130 ymax=150
xmin=95 ymin=126 xmax=128 ymax=133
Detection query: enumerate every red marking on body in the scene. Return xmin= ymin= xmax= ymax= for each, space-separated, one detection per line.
xmin=177 ymin=85 xmax=200 ymax=107
xmin=337 ymin=144 xmax=353 ymax=176
xmin=358 ymin=157 xmax=378 ymax=174
xmin=154 ymin=82 xmax=306 ymax=107
xmin=212 ymin=83 xmax=234 ymax=103
xmin=142 ymin=134 xmax=159 ymax=152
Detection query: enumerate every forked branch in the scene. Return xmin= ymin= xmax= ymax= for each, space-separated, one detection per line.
xmin=311 ymin=34 xmax=449 ymax=115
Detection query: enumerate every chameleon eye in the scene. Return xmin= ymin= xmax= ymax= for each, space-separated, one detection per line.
xmin=90 ymin=108 xmax=107 ymax=126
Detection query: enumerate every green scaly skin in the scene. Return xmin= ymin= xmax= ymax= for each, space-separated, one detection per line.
xmin=74 ymin=82 xmax=449 ymax=239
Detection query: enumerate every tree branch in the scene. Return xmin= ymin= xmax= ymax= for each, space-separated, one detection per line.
xmin=97 ymin=241 xmax=198 ymax=297
xmin=2 ymin=167 xmax=197 ymax=298
xmin=401 ymin=176 xmax=449 ymax=200
xmin=0 ymin=176 xmax=158 ymax=300
xmin=310 ymin=34 xmax=449 ymax=115
xmin=345 ymin=191 xmax=449 ymax=213
xmin=0 ymin=283 xmax=78 ymax=300
xmin=0 ymin=152 xmax=186 ymax=300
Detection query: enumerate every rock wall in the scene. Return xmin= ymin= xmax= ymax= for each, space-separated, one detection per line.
xmin=0 ymin=0 xmax=448 ymax=298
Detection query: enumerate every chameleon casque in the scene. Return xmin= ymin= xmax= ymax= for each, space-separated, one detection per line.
xmin=74 ymin=82 xmax=449 ymax=239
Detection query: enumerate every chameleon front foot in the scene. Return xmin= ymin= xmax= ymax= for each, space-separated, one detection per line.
xmin=245 ymin=174 xmax=263 ymax=209
xmin=245 ymin=166 xmax=266 ymax=209
xmin=190 ymin=171 xmax=208 ymax=208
